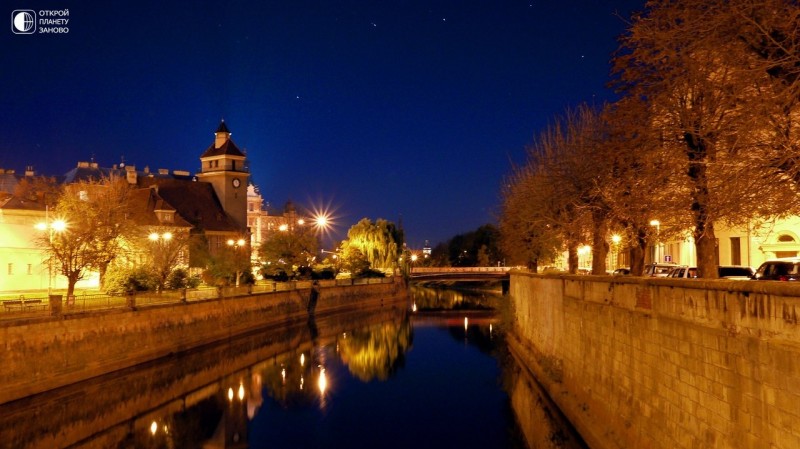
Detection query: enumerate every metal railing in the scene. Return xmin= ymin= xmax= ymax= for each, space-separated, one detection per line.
xmin=0 ymin=276 xmax=398 ymax=321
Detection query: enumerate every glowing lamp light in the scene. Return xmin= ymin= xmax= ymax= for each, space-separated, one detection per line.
xmin=227 ymin=387 xmax=234 ymax=401
xmin=150 ymin=421 xmax=158 ymax=435
xmin=238 ymin=384 xmax=245 ymax=401
xmin=318 ymin=368 xmax=327 ymax=395
xmin=279 ymin=224 xmax=289 ymax=232
xmin=612 ymin=234 xmax=621 ymax=244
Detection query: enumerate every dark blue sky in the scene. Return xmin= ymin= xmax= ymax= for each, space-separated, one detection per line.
xmin=2 ymin=0 xmax=643 ymax=248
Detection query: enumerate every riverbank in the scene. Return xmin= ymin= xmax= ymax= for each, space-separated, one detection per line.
xmin=1 ymin=277 xmax=408 ymax=405
xmin=509 ymin=271 xmax=800 ymax=449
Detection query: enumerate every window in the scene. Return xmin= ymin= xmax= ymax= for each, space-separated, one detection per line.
xmin=7 ymin=263 xmax=12 ymax=275
xmin=730 ymin=237 xmax=741 ymax=266
xmin=779 ymin=234 xmax=796 ymax=242
xmin=27 ymin=264 xmax=32 ymax=275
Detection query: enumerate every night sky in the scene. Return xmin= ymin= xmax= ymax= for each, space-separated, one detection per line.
xmin=2 ymin=1 xmax=643 ymax=248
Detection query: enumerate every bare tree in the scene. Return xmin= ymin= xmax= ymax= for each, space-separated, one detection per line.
xmin=499 ymin=165 xmax=562 ymax=272
xmin=612 ymin=0 xmax=800 ymax=277
xmin=139 ymin=227 xmax=191 ymax=290
xmin=41 ymin=175 xmax=136 ymax=297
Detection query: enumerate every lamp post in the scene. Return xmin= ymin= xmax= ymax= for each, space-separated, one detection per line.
xmin=611 ymin=234 xmax=622 ymax=270
xmin=35 ymin=216 xmax=67 ymax=293
xmin=148 ymin=232 xmax=173 ymax=290
xmin=227 ymin=238 xmax=246 ymax=287
xmin=649 ymin=220 xmax=661 ymax=263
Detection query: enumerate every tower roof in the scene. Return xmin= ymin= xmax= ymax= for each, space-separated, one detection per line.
xmin=200 ymin=139 xmax=246 ymax=158
xmin=216 ymin=120 xmax=230 ymax=134
xmin=201 ymin=121 xmax=246 ymax=158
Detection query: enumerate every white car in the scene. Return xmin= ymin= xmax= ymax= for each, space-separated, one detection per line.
xmin=644 ymin=263 xmax=678 ymax=277
xmin=668 ymin=265 xmax=753 ymax=279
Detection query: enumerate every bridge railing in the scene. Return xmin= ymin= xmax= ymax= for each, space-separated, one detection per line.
xmin=410 ymin=266 xmax=511 ymax=274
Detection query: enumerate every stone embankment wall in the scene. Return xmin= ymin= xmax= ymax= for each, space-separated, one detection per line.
xmin=1 ymin=279 xmax=407 ymax=405
xmin=509 ymin=272 xmax=800 ymax=449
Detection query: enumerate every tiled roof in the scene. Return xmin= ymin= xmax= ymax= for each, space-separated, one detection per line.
xmin=127 ymin=188 xmax=192 ymax=228
xmin=137 ymin=178 xmax=240 ymax=232
xmin=0 ymin=193 xmax=45 ymax=211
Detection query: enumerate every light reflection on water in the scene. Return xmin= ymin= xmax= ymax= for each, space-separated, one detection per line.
xmin=0 ymin=288 xmax=586 ymax=449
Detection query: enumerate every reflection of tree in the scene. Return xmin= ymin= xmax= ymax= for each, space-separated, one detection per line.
xmin=410 ymin=284 xmax=501 ymax=311
xmin=338 ymin=318 xmax=412 ymax=382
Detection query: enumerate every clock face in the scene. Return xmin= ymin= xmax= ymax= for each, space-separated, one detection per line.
xmin=232 ymin=178 xmax=241 ymax=188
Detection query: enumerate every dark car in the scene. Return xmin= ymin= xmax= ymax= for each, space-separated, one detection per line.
xmin=718 ymin=265 xmax=754 ymax=279
xmin=752 ymin=259 xmax=800 ymax=281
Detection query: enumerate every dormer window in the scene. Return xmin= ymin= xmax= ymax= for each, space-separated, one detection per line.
xmin=155 ymin=209 xmax=174 ymax=223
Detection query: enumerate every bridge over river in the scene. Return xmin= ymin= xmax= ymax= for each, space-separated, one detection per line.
xmin=409 ymin=267 xmax=511 ymax=292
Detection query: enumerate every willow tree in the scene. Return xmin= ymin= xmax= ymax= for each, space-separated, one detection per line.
xmin=342 ymin=218 xmax=403 ymax=271
xmin=612 ymin=0 xmax=800 ymax=277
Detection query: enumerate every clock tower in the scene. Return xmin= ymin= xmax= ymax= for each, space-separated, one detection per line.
xmin=196 ymin=120 xmax=249 ymax=231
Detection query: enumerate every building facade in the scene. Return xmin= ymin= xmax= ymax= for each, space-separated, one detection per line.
xmin=0 ymin=121 xmax=260 ymax=292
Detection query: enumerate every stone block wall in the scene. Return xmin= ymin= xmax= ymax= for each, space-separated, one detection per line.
xmin=0 ymin=279 xmax=407 ymax=405
xmin=509 ymin=272 xmax=800 ymax=449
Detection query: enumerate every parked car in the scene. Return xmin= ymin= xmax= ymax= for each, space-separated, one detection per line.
xmin=718 ymin=265 xmax=755 ymax=279
xmin=667 ymin=266 xmax=696 ymax=278
xmin=668 ymin=265 xmax=753 ymax=279
xmin=612 ymin=267 xmax=631 ymax=276
xmin=644 ymin=263 xmax=677 ymax=277
xmin=752 ymin=258 xmax=800 ymax=281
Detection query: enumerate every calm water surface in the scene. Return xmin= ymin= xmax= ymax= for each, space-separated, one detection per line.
xmin=0 ymin=286 xmax=585 ymax=449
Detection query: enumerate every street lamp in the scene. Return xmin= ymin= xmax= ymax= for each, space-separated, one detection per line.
xmin=649 ymin=220 xmax=661 ymax=263
xmin=149 ymin=232 xmax=172 ymax=242
xmin=227 ymin=238 xmax=246 ymax=287
xmin=611 ymin=234 xmax=622 ymax=269
xmin=35 ymin=217 xmax=67 ymax=293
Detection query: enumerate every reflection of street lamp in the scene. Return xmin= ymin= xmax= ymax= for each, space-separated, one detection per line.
xmin=649 ymin=220 xmax=661 ymax=263
xmin=35 ymin=217 xmax=67 ymax=293
xmin=227 ymin=238 xmax=246 ymax=286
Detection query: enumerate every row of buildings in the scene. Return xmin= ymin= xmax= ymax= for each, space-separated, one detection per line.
xmin=573 ymin=217 xmax=800 ymax=273
xmin=0 ymin=121 xmax=308 ymax=292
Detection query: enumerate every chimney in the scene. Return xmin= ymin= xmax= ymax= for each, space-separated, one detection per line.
xmin=25 ymin=166 xmax=34 ymax=177
xmin=125 ymin=165 xmax=137 ymax=185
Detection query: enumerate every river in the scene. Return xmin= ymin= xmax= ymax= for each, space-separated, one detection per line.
xmin=0 ymin=285 xmax=585 ymax=449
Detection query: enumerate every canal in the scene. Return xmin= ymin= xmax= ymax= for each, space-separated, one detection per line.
xmin=0 ymin=285 xmax=584 ymax=449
